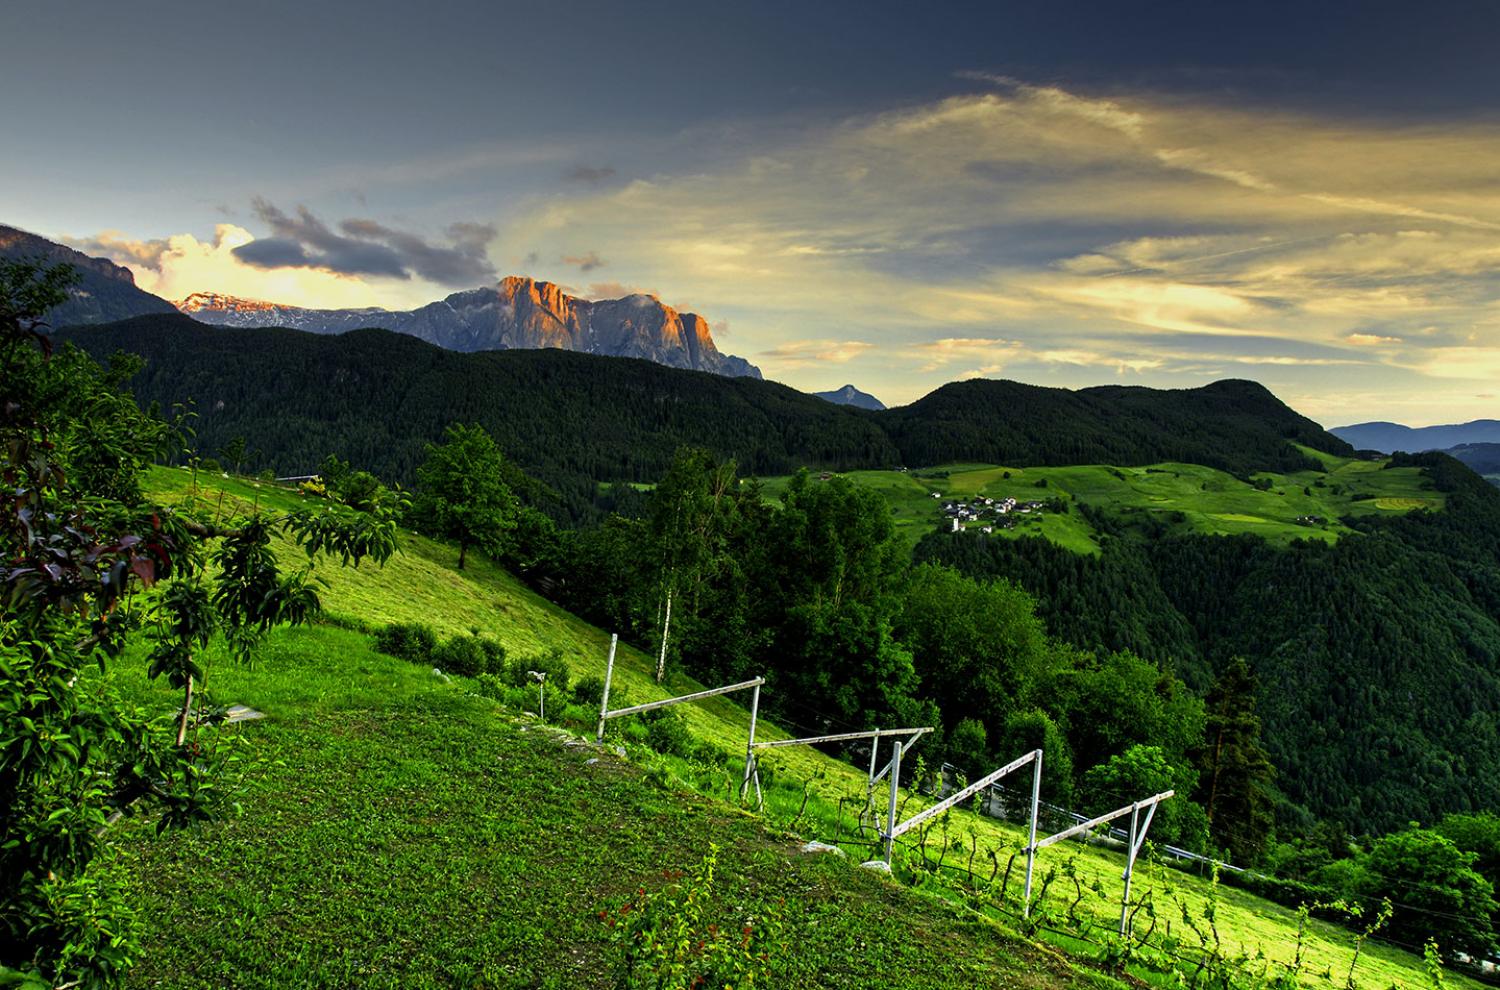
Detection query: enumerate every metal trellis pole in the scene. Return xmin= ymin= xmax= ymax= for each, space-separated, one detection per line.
xmin=596 ymin=633 xmax=618 ymax=744
xmin=1023 ymin=748 xmax=1043 ymax=916
xmin=883 ymin=739 xmax=903 ymax=865
xmin=1120 ymin=797 xmax=1160 ymax=936
xmin=740 ymin=682 xmax=761 ymax=801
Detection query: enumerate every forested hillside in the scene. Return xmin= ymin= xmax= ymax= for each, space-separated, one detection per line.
xmin=883 ymin=378 xmax=1351 ymax=476
xmin=916 ymin=451 xmax=1500 ymax=833
xmin=62 ymin=315 xmax=1353 ymax=518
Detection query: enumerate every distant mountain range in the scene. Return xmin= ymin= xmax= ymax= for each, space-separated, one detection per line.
xmin=2 ymin=223 xmax=758 ymax=378
xmin=0 ymin=224 xmax=178 ymax=326
xmin=1331 ymin=419 xmax=1500 ymax=452
xmin=813 ymin=384 xmax=886 ymax=410
xmin=177 ymin=278 xmax=760 ymax=378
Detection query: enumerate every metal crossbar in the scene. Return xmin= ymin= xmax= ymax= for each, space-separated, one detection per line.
xmin=889 ymin=749 xmax=1041 ymax=840
xmin=600 ymin=677 xmax=765 ymax=720
xmin=1032 ymin=790 xmax=1175 ymax=850
xmin=750 ymin=726 xmax=931 ymax=750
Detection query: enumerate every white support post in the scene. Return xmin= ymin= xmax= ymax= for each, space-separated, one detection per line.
xmin=740 ymin=682 xmax=761 ymax=802
xmin=883 ymin=739 xmax=903 ymax=864
xmin=1023 ymin=748 xmax=1043 ymax=916
xmin=1120 ymin=797 xmax=1160 ymax=936
xmin=866 ymin=732 xmax=881 ymax=789
xmin=596 ymin=633 xmax=617 ymax=744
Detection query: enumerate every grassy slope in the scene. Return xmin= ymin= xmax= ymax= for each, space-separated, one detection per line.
xmin=755 ymin=448 xmax=1444 ymax=555
xmin=108 ymin=467 xmax=1471 ymax=989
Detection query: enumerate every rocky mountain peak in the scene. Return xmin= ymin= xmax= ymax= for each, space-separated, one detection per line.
xmin=174 ymin=275 xmax=761 ymax=378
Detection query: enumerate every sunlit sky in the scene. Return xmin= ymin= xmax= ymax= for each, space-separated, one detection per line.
xmin=7 ymin=0 xmax=1500 ymax=423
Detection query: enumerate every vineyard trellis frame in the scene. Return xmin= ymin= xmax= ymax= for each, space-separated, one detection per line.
xmin=742 ymin=725 xmax=934 ymax=810
xmin=1031 ymin=788 xmax=1174 ymax=929
xmin=595 ymin=633 xmax=765 ymax=767
xmin=877 ymin=742 xmax=1045 ymax=906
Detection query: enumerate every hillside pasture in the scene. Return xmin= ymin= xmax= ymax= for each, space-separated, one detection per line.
xmin=755 ymin=450 xmax=1443 ymax=554
xmin=100 ymin=466 xmax=1477 ymax=989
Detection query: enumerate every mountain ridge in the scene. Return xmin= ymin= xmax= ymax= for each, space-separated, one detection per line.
xmin=176 ymin=276 xmax=761 ymax=378
xmin=813 ymin=383 xmax=886 ymax=410
xmin=0 ymin=224 xmax=178 ymax=325
xmin=1331 ymin=418 xmax=1500 ymax=452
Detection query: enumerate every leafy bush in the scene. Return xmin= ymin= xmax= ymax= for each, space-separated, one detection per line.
xmin=642 ymin=709 xmax=694 ymax=758
xmin=374 ymin=622 xmax=438 ymax=664
xmin=433 ymin=635 xmax=489 ymax=677
xmin=573 ymin=674 xmax=606 ymax=707
xmin=601 ymin=845 xmax=784 ymax=988
xmin=504 ymin=648 xmax=571 ymax=694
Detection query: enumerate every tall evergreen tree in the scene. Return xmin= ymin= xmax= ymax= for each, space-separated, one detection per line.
xmin=1195 ymin=658 xmax=1276 ymax=862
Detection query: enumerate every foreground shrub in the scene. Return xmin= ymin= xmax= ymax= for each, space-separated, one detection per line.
xmin=505 ymin=647 xmax=570 ymax=695
xmin=573 ymin=674 xmax=606 ymax=707
xmin=432 ymin=636 xmax=486 ymax=677
xmin=642 ymin=709 xmax=693 ymax=758
xmin=374 ymin=622 xmax=438 ymax=664
xmin=601 ymin=844 xmax=784 ymax=988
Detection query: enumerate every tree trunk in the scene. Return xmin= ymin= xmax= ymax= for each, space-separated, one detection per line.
xmin=176 ymin=675 xmax=194 ymax=747
xmin=656 ymin=586 xmax=673 ymax=683
xmin=458 ymin=538 xmax=468 ymax=570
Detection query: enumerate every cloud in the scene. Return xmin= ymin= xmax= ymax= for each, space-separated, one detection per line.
xmin=561 ymin=251 xmax=606 ymax=273
xmin=907 ymin=337 xmax=1025 ymax=373
xmin=230 ymin=198 xmax=495 ymax=285
xmin=584 ymin=281 xmax=658 ymax=300
xmin=565 ymin=165 xmax=617 ymax=184
xmin=758 ymin=339 xmax=874 ymax=369
xmin=62 ymin=231 xmax=172 ymax=270
xmin=69 ymin=224 xmax=424 ymax=308
xmin=70 ymin=75 xmax=1500 ymax=419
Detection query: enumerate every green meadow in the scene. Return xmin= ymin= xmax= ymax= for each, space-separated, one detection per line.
xmin=95 ymin=466 xmax=1472 ymax=988
xmin=754 ymin=447 xmax=1444 ymax=554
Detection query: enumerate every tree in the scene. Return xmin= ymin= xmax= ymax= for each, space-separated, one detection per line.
xmin=1364 ymin=827 xmax=1497 ymax=957
xmin=0 ymin=260 xmax=397 ymax=988
xmin=896 ymin=563 xmax=1052 ymax=739
xmin=1081 ymin=744 xmax=1207 ymax=851
xmin=220 ymin=434 xmax=248 ymax=474
xmin=1193 ymin=658 xmax=1276 ymax=863
xmin=755 ymin=470 xmax=932 ymax=731
xmin=413 ymin=423 xmax=518 ymax=569
xmin=644 ymin=448 xmax=750 ymax=682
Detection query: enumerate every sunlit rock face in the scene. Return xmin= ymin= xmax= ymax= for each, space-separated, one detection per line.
xmin=176 ymin=276 xmax=762 ymax=378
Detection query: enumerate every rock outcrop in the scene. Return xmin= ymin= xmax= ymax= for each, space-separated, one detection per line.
xmin=178 ymin=276 xmax=761 ymax=378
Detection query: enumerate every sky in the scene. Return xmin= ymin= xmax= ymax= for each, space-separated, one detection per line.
xmin=6 ymin=0 xmax=1500 ymax=425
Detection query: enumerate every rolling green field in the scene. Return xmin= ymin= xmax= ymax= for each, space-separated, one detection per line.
xmin=99 ymin=466 xmax=1472 ymax=988
xmin=755 ymin=447 xmax=1444 ymax=554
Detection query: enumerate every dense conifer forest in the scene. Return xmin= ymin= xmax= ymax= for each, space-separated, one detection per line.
xmin=60 ymin=316 xmax=1351 ymax=520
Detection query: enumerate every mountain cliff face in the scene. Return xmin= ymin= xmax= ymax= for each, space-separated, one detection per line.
xmin=178 ymin=276 xmax=760 ymax=378
xmin=0 ymin=225 xmax=178 ymax=326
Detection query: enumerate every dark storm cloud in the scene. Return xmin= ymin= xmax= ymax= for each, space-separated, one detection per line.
xmin=231 ymin=198 xmax=495 ymax=285
xmin=564 ymin=165 xmax=616 ymax=184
